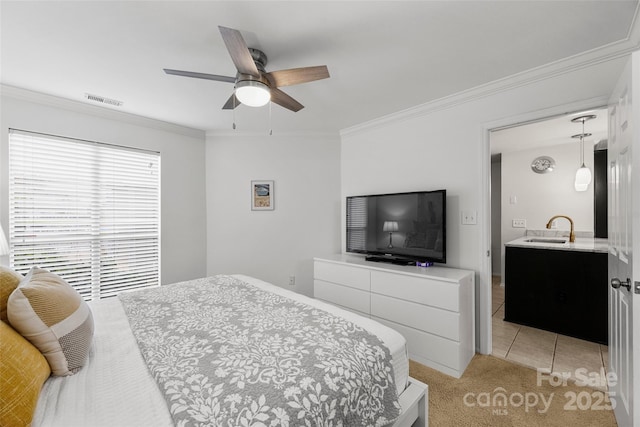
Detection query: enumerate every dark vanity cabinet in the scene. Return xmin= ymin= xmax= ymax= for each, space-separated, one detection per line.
xmin=504 ymin=246 xmax=608 ymax=344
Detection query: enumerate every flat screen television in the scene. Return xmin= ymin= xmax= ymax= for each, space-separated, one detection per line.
xmin=346 ymin=189 xmax=446 ymax=264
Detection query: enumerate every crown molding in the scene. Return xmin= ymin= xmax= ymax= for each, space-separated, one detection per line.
xmin=1 ymin=85 xmax=206 ymax=140
xmin=206 ymin=129 xmax=339 ymax=139
xmin=341 ymin=6 xmax=640 ymax=139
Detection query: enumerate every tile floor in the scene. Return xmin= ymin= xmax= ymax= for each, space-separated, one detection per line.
xmin=491 ymin=275 xmax=609 ymax=389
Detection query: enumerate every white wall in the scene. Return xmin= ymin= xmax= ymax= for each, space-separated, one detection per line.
xmin=205 ymin=132 xmax=341 ymax=296
xmin=500 ymin=142 xmax=594 ymax=278
xmin=341 ymin=55 xmax=628 ymax=352
xmin=0 ymin=89 xmax=207 ymax=285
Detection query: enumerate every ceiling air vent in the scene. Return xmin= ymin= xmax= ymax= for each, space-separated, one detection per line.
xmin=84 ymin=93 xmax=123 ymax=107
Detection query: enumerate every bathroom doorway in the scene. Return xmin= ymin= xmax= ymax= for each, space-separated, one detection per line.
xmin=489 ymin=107 xmax=609 ymax=382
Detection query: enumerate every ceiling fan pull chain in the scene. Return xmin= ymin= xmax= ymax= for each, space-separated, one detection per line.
xmin=269 ymin=101 xmax=273 ymax=136
xmin=232 ymin=94 xmax=237 ymax=130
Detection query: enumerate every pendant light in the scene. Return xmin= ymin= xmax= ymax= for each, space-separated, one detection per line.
xmin=571 ymin=115 xmax=596 ymax=192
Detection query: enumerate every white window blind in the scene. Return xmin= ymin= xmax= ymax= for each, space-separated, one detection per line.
xmin=346 ymin=196 xmax=368 ymax=251
xmin=9 ymin=129 xmax=160 ymax=300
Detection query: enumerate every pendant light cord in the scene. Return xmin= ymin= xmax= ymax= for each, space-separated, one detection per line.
xmin=580 ymin=119 xmax=585 ymax=167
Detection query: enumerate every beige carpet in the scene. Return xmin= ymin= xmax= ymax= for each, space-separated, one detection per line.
xmin=409 ymin=355 xmax=618 ymax=427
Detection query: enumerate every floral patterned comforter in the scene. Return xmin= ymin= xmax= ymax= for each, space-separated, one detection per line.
xmin=119 ymin=275 xmax=400 ymax=427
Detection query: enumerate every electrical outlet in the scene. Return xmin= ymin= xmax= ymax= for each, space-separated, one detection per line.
xmin=288 ymin=275 xmax=295 ymax=286
xmin=461 ymin=211 xmax=477 ymax=225
xmin=512 ymin=219 xmax=526 ymax=228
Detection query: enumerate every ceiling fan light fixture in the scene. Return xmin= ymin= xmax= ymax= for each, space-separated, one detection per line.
xmin=235 ymin=80 xmax=270 ymax=107
xmin=164 ymin=27 xmax=328 ymax=112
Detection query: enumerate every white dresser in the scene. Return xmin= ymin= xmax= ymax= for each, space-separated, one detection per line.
xmin=314 ymin=255 xmax=475 ymax=378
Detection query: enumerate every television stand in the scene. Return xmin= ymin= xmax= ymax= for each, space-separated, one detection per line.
xmin=365 ymin=255 xmax=416 ymax=266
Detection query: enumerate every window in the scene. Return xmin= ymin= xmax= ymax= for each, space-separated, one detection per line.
xmin=9 ymin=130 xmax=160 ymax=300
xmin=346 ymin=196 xmax=368 ymax=251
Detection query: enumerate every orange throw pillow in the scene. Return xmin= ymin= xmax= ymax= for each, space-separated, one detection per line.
xmin=0 ymin=320 xmax=51 ymax=426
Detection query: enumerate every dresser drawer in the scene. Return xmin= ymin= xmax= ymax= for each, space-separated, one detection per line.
xmin=314 ymin=261 xmax=370 ymax=291
xmin=373 ymin=317 xmax=462 ymax=374
xmin=371 ymin=270 xmax=459 ymax=311
xmin=371 ymin=293 xmax=459 ymax=341
xmin=314 ymin=279 xmax=370 ymax=314
xmin=322 ymin=301 xmax=369 ymax=319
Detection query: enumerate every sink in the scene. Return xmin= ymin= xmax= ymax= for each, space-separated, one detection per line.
xmin=524 ymin=238 xmax=567 ymax=244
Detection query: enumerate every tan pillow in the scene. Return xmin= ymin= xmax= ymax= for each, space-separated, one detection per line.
xmin=0 ymin=320 xmax=51 ymax=427
xmin=0 ymin=266 xmax=23 ymax=323
xmin=8 ymin=266 xmax=94 ymax=376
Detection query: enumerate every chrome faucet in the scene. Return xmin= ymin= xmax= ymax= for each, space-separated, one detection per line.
xmin=546 ymin=215 xmax=575 ymax=242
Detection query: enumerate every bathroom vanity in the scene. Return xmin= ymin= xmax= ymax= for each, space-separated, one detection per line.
xmin=504 ymin=235 xmax=608 ymax=344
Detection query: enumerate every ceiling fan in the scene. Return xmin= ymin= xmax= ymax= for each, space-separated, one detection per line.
xmin=164 ymin=26 xmax=330 ymax=112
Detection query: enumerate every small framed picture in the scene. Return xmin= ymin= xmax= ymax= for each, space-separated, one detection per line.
xmin=251 ymin=180 xmax=274 ymax=211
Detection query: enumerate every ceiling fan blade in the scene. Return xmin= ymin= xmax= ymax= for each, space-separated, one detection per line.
xmin=265 ymin=66 xmax=329 ymax=87
xmin=164 ymin=69 xmax=236 ymax=83
xmin=270 ymin=88 xmax=304 ymax=112
xmin=218 ymin=26 xmax=260 ymax=77
xmin=222 ymin=93 xmax=240 ymax=110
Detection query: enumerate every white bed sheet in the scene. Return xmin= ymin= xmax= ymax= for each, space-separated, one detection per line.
xmin=33 ymin=274 xmax=409 ymax=427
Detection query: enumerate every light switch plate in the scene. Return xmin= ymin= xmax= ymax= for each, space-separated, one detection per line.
xmin=512 ymin=219 xmax=526 ymax=228
xmin=461 ymin=211 xmax=477 ymax=225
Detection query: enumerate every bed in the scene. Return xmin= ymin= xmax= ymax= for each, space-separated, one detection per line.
xmin=16 ymin=273 xmax=427 ymax=426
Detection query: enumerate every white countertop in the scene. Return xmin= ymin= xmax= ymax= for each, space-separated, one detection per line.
xmin=505 ymin=236 xmax=608 ymax=253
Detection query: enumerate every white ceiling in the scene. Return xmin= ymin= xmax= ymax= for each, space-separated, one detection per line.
xmin=1 ymin=1 xmax=638 ymax=134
